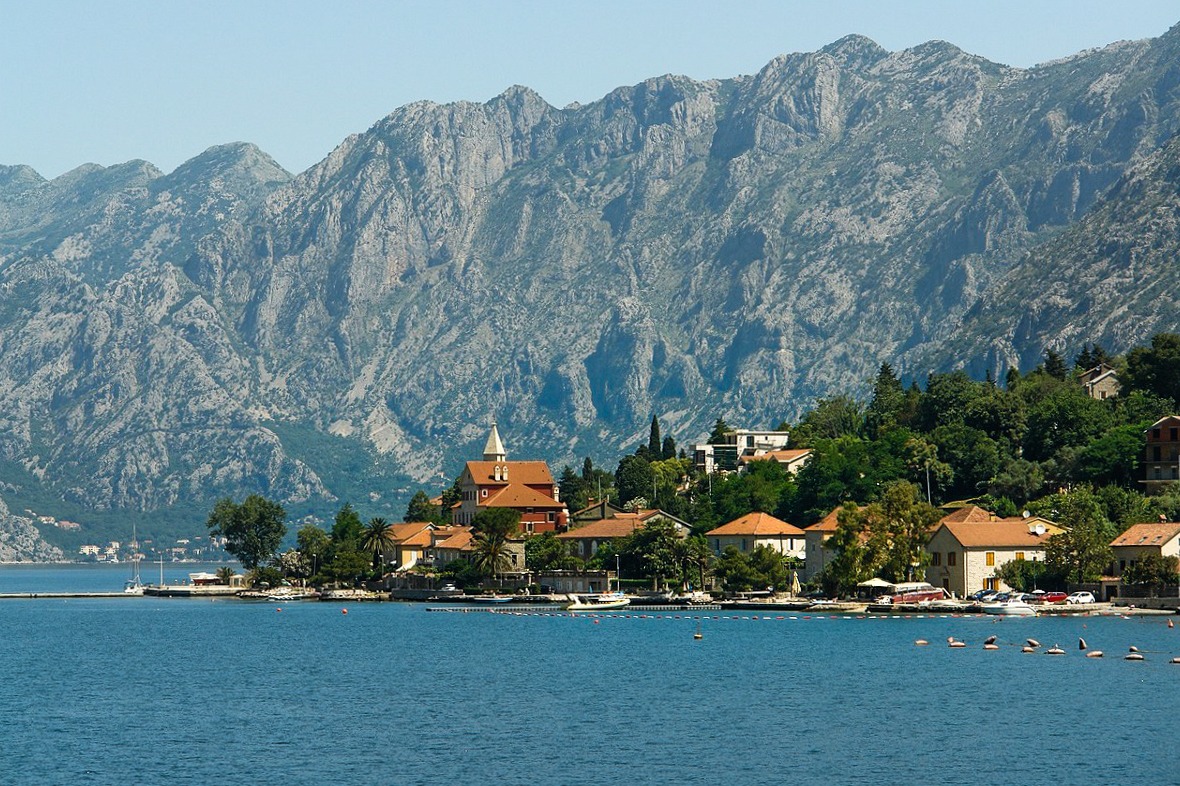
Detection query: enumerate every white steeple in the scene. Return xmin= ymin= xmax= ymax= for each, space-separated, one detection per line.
xmin=482 ymin=421 xmax=507 ymax=462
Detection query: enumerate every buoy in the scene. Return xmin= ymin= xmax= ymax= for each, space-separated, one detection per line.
xmin=1021 ymin=646 xmax=1036 ymax=653
xmin=984 ymin=635 xmax=997 ymax=645
xmin=341 ymin=608 xmax=348 ymax=615
xmin=276 ymin=608 xmax=282 ymax=613
xmin=1170 ymin=657 xmax=1180 ymax=664
xmin=1168 ymin=619 xmax=1174 ymax=628
xmin=949 ymin=640 xmax=966 ymax=648
xmin=1086 ymin=651 xmax=1104 ymax=658
xmin=1046 ymin=645 xmax=1065 ymax=655
xmin=984 ymin=643 xmax=999 ymax=650
xmin=914 ymin=639 xmax=929 ymax=646
xmin=693 ymin=632 xmax=703 ymax=640
xmin=1079 ymin=637 xmax=1087 ymax=651
xmin=1129 ymin=645 xmax=1140 ymax=653
xmin=947 ymin=636 xmax=955 ymax=643
xmin=1125 ymin=652 xmax=1145 ymax=661
xmin=1027 ymin=638 xmax=1041 ymax=648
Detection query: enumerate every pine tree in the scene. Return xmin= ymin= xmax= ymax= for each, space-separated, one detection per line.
xmin=648 ymin=415 xmax=662 ymax=456
xmin=661 ymin=434 xmax=677 ymax=460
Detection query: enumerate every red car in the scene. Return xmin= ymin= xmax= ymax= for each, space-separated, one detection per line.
xmin=1034 ymin=591 xmax=1068 ymax=604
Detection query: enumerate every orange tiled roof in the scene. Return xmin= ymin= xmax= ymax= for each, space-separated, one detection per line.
xmin=400 ymin=529 xmax=434 ymax=548
xmin=939 ymin=519 xmax=1054 ymax=549
xmin=391 ymin=522 xmax=432 ymax=542
xmin=706 ymin=512 xmax=805 ymax=537
xmin=435 ymin=530 xmax=475 ymax=551
xmin=807 ymin=506 xmax=861 ymax=532
xmin=556 ymin=517 xmax=643 ymax=540
xmin=1110 ymin=522 xmax=1180 ymax=548
xmin=483 ymin=484 xmax=564 ymax=509
xmin=939 ymin=505 xmax=994 ymax=524
xmin=464 ymin=460 xmax=555 ymax=486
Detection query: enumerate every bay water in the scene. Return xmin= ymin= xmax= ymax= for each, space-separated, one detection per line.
xmin=0 ymin=564 xmax=1175 ymax=785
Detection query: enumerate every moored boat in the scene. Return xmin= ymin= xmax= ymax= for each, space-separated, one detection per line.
xmin=565 ymin=591 xmax=631 ymax=611
xmin=981 ymin=599 xmax=1037 ymax=616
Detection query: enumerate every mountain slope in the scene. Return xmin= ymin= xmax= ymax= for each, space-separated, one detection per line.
xmin=3 ymin=25 xmax=1180 ymax=539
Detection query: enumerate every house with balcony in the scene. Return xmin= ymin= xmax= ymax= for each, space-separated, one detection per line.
xmin=691 ymin=428 xmax=791 ymax=474
xmin=1142 ymin=416 xmax=1180 ymax=488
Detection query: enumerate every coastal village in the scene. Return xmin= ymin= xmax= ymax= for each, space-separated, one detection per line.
xmin=34 ymin=347 xmax=1180 ymax=616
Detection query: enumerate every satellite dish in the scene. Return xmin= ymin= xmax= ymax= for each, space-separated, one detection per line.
xmin=1034 ymin=523 xmax=1046 ymax=535
xmin=1022 ymin=510 xmax=1031 ymax=518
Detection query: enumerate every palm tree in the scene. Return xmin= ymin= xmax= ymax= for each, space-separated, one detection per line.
xmin=360 ymin=517 xmax=397 ymax=574
xmin=471 ymin=530 xmax=513 ymax=586
xmin=215 ymin=565 xmax=237 ymax=585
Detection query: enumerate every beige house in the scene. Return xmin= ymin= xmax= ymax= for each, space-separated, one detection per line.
xmin=705 ymin=512 xmax=806 ymax=560
xmin=924 ymin=517 xmax=1061 ymax=598
xmin=1109 ymin=522 xmax=1180 ymax=577
xmin=1079 ymin=363 xmax=1120 ymax=400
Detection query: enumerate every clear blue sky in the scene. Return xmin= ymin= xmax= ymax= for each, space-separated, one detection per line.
xmin=3 ymin=0 xmax=1178 ymax=178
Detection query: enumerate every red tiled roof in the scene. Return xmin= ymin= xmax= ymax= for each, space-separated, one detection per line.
xmin=706 ymin=512 xmax=805 ymax=537
xmin=557 ymin=517 xmax=643 ymax=540
xmin=435 ymin=530 xmax=475 ymax=551
xmin=464 ymin=460 xmax=555 ymax=486
xmin=1110 ymin=522 xmax=1180 ymax=548
xmin=807 ymin=506 xmax=861 ymax=533
xmin=938 ymin=519 xmax=1054 ymax=549
xmin=391 ymin=522 xmax=432 ymax=542
xmin=482 ymin=484 xmax=564 ymax=509
xmin=740 ymin=448 xmax=813 ymax=465
xmin=939 ymin=505 xmax=994 ymax=524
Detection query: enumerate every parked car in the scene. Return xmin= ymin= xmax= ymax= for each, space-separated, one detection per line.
xmin=1039 ymin=591 xmax=1068 ymax=604
xmin=1065 ymin=591 xmax=1096 ymax=604
xmin=970 ymin=589 xmax=1000 ymax=602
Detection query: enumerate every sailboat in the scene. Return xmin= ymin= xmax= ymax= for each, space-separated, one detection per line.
xmin=123 ymin=523 xmax=145 ymax=595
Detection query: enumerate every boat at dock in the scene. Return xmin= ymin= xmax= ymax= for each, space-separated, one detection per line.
xmin=565 ymin=590 xmax=631 ymax=611
xmin=980 ymin=599 xmax=1037 ymax=616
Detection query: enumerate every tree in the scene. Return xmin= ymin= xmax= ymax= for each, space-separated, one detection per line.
xmin=472 ymin=530 xmax=514 ymax=584
xmin=205 ymin=495 xmax=287 ymax=570
xmin=1043 ymin=348 xmax=1068 ymax=380
xmin=331 ymin=503 xmax=364 ymax=547
xmin=215 ymin=565 xmax=237 ymax=584
xmin=404 ymin=491 xmax=441 ymax=524
xmin=296 ymin=524 xmax=330 ymax=581
xmin=707 ymin=417 xmax=731 ymax=445
xmin=866 ymin=362 xmax=905 ymax=438
xmin=871 ymin=481 xmax=941 ymax=583
xmin=360 ymin=517 xmax=397 ymax=574
xmin=648 ymin=415 xmax=662 ymax=457
xmin=559 ymin=465 xmax=590 ymax=513
xmin=471 ymin=507 xmax=521 ymax=538
xmin=1121 ymin=554 xmax=1180 ymax=594
xmin=796 ymin=395 xmax=865 ymax=442
xmin=996 ymin=558 xmax=1060 ymax=592
xmin=615 ymin=454 xmax=654 ymax=508
xmin=525 ymin=531 xmax=578 ymax=572
xmin=661 ymin=435 xmax=677 ymax=461
xmin=1036 ymin=489 xmax=1115 ymax=584
xmin=1124 ymin=333 xmax=1180 ymax=405
xmin=819 ymin=503 xmax=883 ymax=597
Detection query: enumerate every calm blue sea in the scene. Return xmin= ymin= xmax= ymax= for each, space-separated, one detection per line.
xmin=0 ymin=565 xmax=1176 ymax=786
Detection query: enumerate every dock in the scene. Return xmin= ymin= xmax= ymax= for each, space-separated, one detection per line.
xmin=0 ymin=592 xmax=140 ymax=599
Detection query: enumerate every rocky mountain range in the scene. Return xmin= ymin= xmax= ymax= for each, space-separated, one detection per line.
xmin=3 ymin=24 xmax=1180 ymax=547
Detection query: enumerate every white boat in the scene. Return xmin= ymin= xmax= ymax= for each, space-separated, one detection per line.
xmin=981 ymin=599 xmax=1037 ymax=616
xmin=565 ymin=590 xmax=630 ymax=611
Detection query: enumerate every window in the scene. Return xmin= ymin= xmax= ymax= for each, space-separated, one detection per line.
xmin=931 ymin=552 xmax=941 ymax=566
xmin=1015 ymin=552 xmax=1025 ymax=561
xmin=1153 ymin=428 xmax=1162 ymax=439
xmin=985 ymin=577 xmax=998 ymax=591
xmin=481 ymin=489 xmax=487 ymax=498
xmin=985 ymin=552 xmax=995 ymax=567
xmin=1171 ymin=427 xmax=1178 ymax=441
xmin=948 ymin=552 xmax=956 ymax=566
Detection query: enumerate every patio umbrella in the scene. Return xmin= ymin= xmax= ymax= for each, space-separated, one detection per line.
xmin=791 ymin=571 xmax=801 ymax=596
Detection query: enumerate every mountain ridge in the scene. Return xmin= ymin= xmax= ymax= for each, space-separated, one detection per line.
xmin=3 ymin=28 xmax=1180 ymax=551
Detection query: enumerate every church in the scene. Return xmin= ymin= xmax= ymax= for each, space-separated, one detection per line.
xmin=452 ymin=423 xmax=568 ymax=533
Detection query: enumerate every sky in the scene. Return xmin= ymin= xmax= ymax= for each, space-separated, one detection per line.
xmin=3 ymin=0 xmax=1179 ymax=179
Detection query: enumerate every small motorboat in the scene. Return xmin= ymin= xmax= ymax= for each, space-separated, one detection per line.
xmin=981 ymin=599 xmax=1037 ymax=617
xmin=565 ymin=591 xmax=631 ymax=611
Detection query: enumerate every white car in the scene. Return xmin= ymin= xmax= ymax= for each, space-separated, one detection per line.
xmin=1065 ymin=591 xmax=1096 ymax=604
